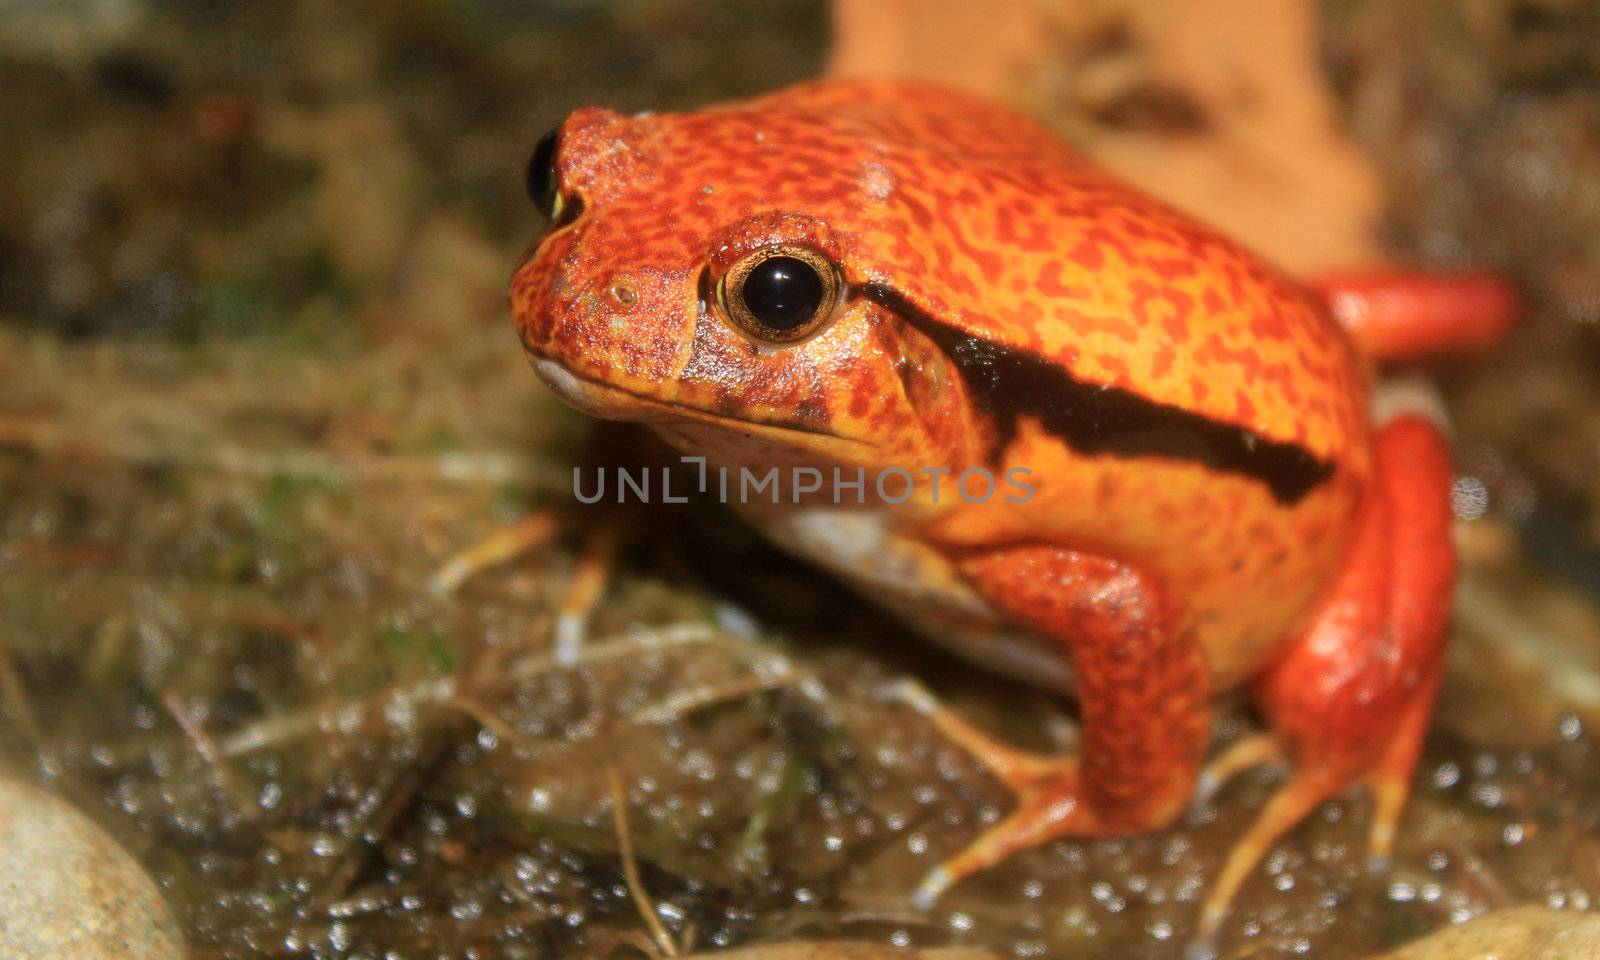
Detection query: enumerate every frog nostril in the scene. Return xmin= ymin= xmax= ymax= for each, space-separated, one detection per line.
xmin=608 ymin=278 xmax=639 ymax=308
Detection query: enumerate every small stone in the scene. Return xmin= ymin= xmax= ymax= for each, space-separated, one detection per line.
xmin=1373 ymin=905 xmax=1600 ymax=960
xmin=0 ymin=778 xmax=183 ymax=960
xmin=700 ymin=943 xmax=1000 ymax=960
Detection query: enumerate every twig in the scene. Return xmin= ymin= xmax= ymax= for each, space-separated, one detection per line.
xmin=0 ymin=626 xmax=41 ymax=745
xmin=217 ymin=622 xmax=729 ymax=758
xmin=437 ymin=695 xmax=527 ymax=745
xmin=162 ymin=690 xmax=257 ymax=817
xmin=628 ymin=668 xmax=797 ymax=725
xmin=311 ymin=762 xmax=427 ymax=910
xmin=608 ymin=764 xmax=677 ymax=958
xmin=1456 ymin=580 xmax=1600 ymax=725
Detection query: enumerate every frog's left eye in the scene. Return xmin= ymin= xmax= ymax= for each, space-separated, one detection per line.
xmin=526 ymin=127 xmax=562 ymax=221
xmin=718 ymin=246 xmax=841 ymax=344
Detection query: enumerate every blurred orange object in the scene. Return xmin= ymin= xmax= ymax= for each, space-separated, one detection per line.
xmin=828 ymin=0 xmax=1386 ymax=276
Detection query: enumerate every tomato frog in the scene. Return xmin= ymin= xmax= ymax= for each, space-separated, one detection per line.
xmin=509 ymin=79 xmax=1515 ymax=949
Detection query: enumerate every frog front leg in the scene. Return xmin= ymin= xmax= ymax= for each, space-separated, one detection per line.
xmin=907 ymin=547 xmax=1213 ymax=907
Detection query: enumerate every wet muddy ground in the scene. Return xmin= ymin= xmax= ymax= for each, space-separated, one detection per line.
xmin=1 ymin=1 xmax=1599 ymax=958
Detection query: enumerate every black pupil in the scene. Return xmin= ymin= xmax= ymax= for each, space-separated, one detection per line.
xmin=526 ymin=127 xmax=560 ymax=218
xmin=741 ymin=256 xmax=824 ymax=331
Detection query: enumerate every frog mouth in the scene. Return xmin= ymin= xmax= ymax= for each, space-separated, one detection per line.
xmin=530 ymin=358 xmax=877 ymax=457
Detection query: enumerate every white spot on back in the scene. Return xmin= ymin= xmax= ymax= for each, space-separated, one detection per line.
xmin=860 ymin=161 xmax=896 ymax=202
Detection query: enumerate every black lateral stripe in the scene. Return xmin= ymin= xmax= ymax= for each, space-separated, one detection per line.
xmin=866 ymin=284 xmax=1334 ymax=506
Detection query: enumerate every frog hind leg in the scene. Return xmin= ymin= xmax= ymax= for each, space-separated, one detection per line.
xmin=909 ymin=547 xmax=1213 ymax=907
xmin=1307 ymin=271 xmax=1517 ymax=362
xmin=1194 ymin=414 xmax=1456 ymax=951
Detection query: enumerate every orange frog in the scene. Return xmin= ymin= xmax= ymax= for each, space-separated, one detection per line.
xmin=509 ymin=79 xmax=1515 ymax=948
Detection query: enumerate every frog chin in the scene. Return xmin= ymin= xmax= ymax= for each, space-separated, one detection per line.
xmin=531 ymin=356 xmax=704 ymax=425
xmin=531 ymin=358 xmax=653 ymax=420
xmin=531 ymin=357 xmax=878 ymax=461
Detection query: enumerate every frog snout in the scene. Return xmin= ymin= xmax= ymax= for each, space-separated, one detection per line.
xmin=519 ymin=261 xmax=693 ymax=392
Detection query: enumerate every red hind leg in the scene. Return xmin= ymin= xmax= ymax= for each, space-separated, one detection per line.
xmin=1308 ymin=271 xmax=1517 ymax=362
xmin=1194 ymin=414 xmax=1457 ymax=949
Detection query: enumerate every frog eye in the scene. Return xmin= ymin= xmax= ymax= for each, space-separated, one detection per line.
xmin=526 ymin=126 xmax=562 ymax=220
xmin=718 ymin=246 xmax=841 ymax=343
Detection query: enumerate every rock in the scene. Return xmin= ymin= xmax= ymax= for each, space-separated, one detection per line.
xmin=1374 ymin=906 xmax=1600 ymax=960
xmin=0 ymin=778 xmax=182 ymax=960
xmin=703 ymin=944 xmax=1000 ymax=960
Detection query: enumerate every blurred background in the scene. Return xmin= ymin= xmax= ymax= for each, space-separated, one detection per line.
xmin=1 ymin=1 xmax=1598 ymax=958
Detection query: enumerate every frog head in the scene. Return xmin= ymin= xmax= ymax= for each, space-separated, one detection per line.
xmin=509 ymin=86 xmax=986 ymax=477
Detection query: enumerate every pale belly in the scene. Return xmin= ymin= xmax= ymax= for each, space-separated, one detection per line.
xmin=746 ymin=505 xmax=1079 ymax=691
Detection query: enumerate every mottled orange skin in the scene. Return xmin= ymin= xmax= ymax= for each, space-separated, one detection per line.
xmin=510 ymin=79 xmax=1513 ymax=945
xmin=514 ymin=79 xmax=1367 ymax=684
